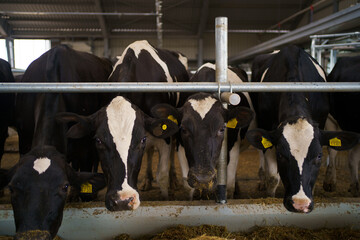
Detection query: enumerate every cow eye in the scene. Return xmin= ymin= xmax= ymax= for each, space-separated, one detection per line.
xmin=141 ymin=137 xmax=147 ymax=144
xmin=218 ymin=127 xmax=225 ymax=135
xmin=180 ymin=126 xmax=189 ymax=135
xmin=95 ymin=137 xmax=102 ymax=145
xmin=314 ymin=153 xmax=322 ymax=165
xmin=62 ymin=183 xmax=69 ymax=193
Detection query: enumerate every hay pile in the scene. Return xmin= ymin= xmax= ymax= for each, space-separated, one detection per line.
xmin=114 ymin=224 xmax=360 ymax=240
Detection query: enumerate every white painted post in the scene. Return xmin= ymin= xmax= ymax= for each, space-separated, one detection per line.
xmin=215 ymin=17 xmax=228 ymax=204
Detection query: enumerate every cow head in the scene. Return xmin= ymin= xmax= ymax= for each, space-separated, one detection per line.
xmin=57 ymin=96 xmax=178 ymax=211
xmin=246 ymin=116 xmax=359 ymax=213
xmin=0 ymin=146 xmax=105 ymax=239
xmin=152 ymin=93 xmax=254 ymax=192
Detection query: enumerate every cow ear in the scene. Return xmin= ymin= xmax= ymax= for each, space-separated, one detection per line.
xmin=145 ymin=117 xmax=179 ymax=139
xmin=56 ymin=112 xmax=93 ymax=138
xmin=225 ymin=106 xmax=254 ymax=129
xmin=246 ymin=129 xmax=275 ymax=151
xmin=66 ymin=164 xmax=106 ymax=193
xmin=151 ymin=104 xmax=181 ymax=125
xmin=320 ymin=130 xmax=359 ymax=150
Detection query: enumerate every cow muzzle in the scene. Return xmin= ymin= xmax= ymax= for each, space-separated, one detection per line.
xmin=284 ymin=196 xmax=313 ymax=213
xmin=105 ymin=190 xmax=140 ymax=211
xmin=188 ymin=168 xmax=217 ymax=191
xmin=14 ymin=230 xmax=52 ymax=240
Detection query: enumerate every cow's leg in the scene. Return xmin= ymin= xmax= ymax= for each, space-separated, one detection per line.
xmin=169 ymin=139 xmax=179 ymax=190
xmin=323 ymin=114 xmax=340 ymax=192
xmin=258 ymin=150 xmax=266 ymax=191
xmin=227 ymin=134 xmax=240 ymax=199
xmin=348 ymin=144 xmax=360 ymax=197
xmin=264 ymin=148 xmax=280 ymax=197
xmin=156 ymin=139 xmax=171 ymax=200
xmin=177 ymin=145 xmax=194 ymax=200
xmin=140 ymin=146 xmax=155 ymax=191
xmin=323 ymin=147 xmax=338 ymax=192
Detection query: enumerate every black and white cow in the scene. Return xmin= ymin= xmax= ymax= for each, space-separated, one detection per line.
xmin=108 ymin=40 xmax=189 ymax=199
xmin=0 ymin=58 xmax=15 ymax=164
xmin=323 ymin=56 xmax=360 ymax=196
xmin=0 ymin=146 xmax=105 ymax=240
xmin=151 ymin=63 xmax=255 ymax=199
xmin=246 ymin=45 xmax=358 ymax=213
xmin=16 ymin=44 xmax=113 ymax=171
xmin=57 ymin=96 xmax=179 ymax=211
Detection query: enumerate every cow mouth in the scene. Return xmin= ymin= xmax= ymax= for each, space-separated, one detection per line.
xmin=14 ymin=230 xmax=52 ymax=240
xmin=187 ymin=171 xmax=217 ymax=191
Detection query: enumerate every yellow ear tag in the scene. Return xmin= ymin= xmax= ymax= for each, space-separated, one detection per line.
xmin=329 ymin=137 xmax=341 ymax=147
xmin=226 ymin=118 xmax=238 ymax=129
xmin=162 ymin=124 xmax=167 ymax=130
xmin=80 ymin=182 xmax=93 ymax=194
xmin=168 ymin=115 xmax=178 ymax=125
xmin=261 ymin=136 xmax=273 ymax=149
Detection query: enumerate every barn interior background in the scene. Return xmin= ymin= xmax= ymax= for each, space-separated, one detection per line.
xmin=0 ymin=0 xmax=360 ymax=239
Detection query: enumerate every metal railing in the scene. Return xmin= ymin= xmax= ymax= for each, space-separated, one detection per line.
xmin=1 ymin=82 xmax=359 ymax=93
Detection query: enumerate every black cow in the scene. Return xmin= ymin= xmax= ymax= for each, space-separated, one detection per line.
xmin=151 ymin=63 xmax=254 ymax=200
xmin=0 ymin=58 xmax=15 ymax=164
xmin=7 ymin=45 xmax=112 ymax=238
xmin=0 ymin=146 xmax=105 ymax=240
xmin=108 ymin=40 xmax=189 ymax=199
xmin=323 ymin=56 xmax=360 ymax=196
xmin=16 ymin=45 xmax=113 ymax=171
xmin=246 ymin=45 xmax=358 ymax=213
xmin=57 ymin=96 xmax=178 ymax=211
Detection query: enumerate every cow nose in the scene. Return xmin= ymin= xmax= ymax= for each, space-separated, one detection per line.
xmin=106 ymin=192 xmax=139 ymax=211
xmin=14 ymin=230 xmax=52 ymax=240
xmin=292 ymin=198 xmax=312 ymax=213
xmin=188 ymin=169 xmax=216 ymax=189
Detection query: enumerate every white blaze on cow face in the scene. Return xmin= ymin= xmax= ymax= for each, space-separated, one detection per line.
xmin=283 ymin=118 xmax=314 ymax=174
xmin=33 ymin=157 xmax=51 ymax=174
xmin=308 ymin=57 xmax=326 ymax=81
xmin=106 ymin=96 xmax=140 ymax=209
xmin=112 ymin=40 xmax=174 ymax=83
xmin=189 ymin=97 xmax=217 ymax=120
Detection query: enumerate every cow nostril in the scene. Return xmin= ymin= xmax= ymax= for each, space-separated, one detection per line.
xmin=128 ymin=197 xmax=134 ymax=203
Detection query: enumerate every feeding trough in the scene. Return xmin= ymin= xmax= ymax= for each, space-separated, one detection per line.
xmin=1 ymin=199 xmax=360 ymax=240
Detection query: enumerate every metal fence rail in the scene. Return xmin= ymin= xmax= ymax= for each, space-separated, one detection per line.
xmin=1 ymin=82 xmax=360 ymax=93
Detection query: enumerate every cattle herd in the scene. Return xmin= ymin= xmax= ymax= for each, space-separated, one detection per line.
xmin=0 ymin=41 xmax=359 ymax=239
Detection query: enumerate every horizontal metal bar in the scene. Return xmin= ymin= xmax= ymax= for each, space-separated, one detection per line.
xmin=313 ymin=42 xmax=360 ymax=48
xmin=0 ymin=82 xmax=359 ymax=93
xmin=310 ymin=31 xmax=360 ymax=39
xmin=0 ymin=11 xmax=157 ymax=16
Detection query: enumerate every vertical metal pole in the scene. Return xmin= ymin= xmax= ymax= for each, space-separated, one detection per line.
xmin=215 ymin=17 xmax=228 ymax=204
xmin=328 ymin=49 xmax=337 ymax=73
xmin=5 ymin=38 xmax=14 ymax=68
xmin=311 ymin=38 xmax=316 ymax=59
xmin=155 ymin=0 xmax=163 ymax=48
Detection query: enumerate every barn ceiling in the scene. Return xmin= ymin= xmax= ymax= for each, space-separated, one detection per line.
xmin=0 ymin=0 xmax=343 ymax=39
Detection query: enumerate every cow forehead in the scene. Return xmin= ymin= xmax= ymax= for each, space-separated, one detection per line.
xmin=282 ymin=118 xmax=314 ymax=174
xmin=188 ymin=97 xmax=218 ymax=120
xmin=33 ymin=157 xmax=51 ymax=174
xmin=106 ymin=96 xmax=136 ymax=165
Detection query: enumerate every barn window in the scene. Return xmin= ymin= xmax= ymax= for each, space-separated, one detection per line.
xmin=14 ymin=39 xmax=51 ymax=70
